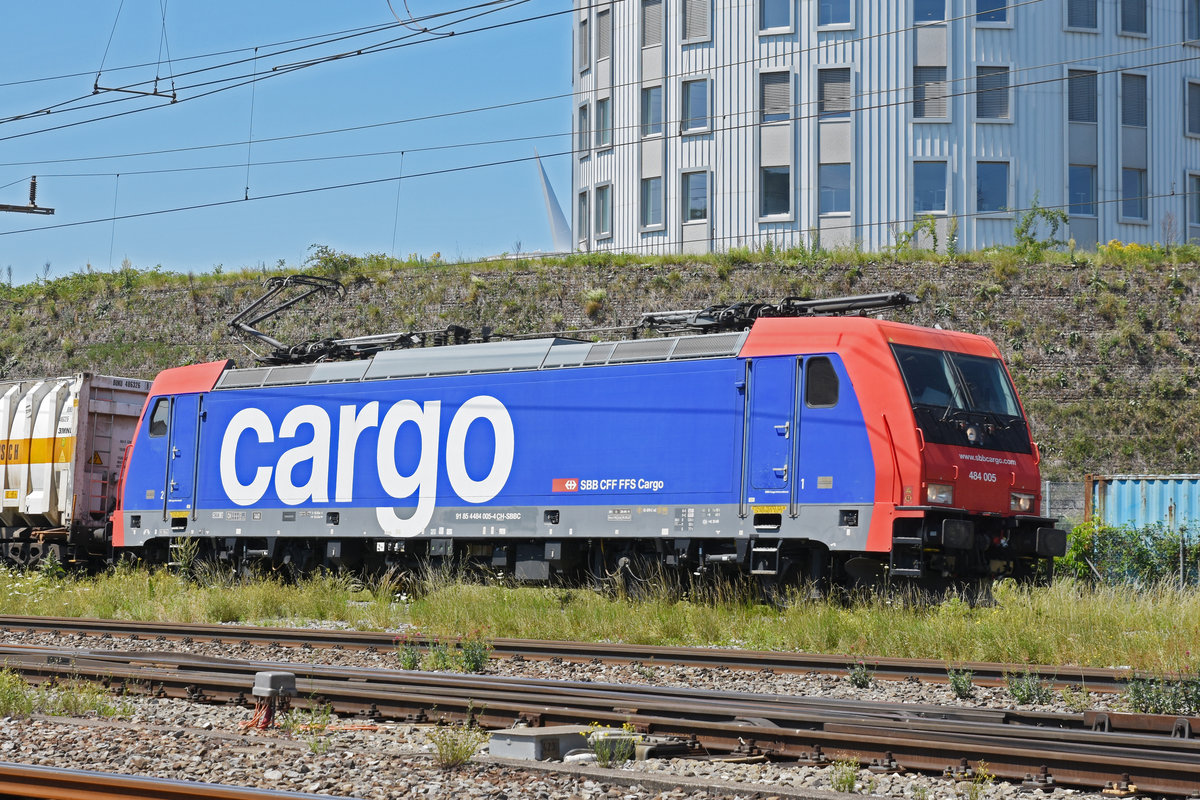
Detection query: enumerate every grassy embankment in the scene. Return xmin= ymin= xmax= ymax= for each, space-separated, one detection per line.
xmin=3 ymin=566 xmax=1196 ymax=673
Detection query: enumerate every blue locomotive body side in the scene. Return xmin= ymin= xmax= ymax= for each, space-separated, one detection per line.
xmin=119 ymin=353 xmax=876 ymax=547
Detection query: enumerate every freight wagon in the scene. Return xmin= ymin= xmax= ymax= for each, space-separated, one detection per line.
xmin=111 ymin=291 xmax=1064 ymax=592
xmin=0 ymin=374 xmax=150 ymax=568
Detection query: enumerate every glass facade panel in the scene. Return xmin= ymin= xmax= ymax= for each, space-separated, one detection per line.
xmin=761 ymin=167 xmax=790 ymax=216
xmin=682 ymin=79 xmax=708 ymax=132
xmin=1068 ymin=166 xmax=1096 ymax=216
xmin=913 ymin=162 xmax=947 ymax=212
xmin=976 ymin=162 xmax=1009 ymax=212
xmin=683 ymin=172 xmax=708 ymax=221
xmin=640 ymin=177 xmax=663 ymax=227
xmin=641 ymin=86 xmax=663 ymax=136
xmin=819 ymin=163 xmax=851 ymax=214
xmin=1122 ymin=168 xmax=1147 ymax=219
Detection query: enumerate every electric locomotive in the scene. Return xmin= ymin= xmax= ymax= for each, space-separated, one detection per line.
xmin=112 ymin=288 xmax=1064 ymax=591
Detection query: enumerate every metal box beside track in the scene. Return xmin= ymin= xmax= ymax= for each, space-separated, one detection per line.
xmin=1085 ymin=474 xmax=1200 ymax=530
xmin=0 ymin=374 xmax=150 ymax=567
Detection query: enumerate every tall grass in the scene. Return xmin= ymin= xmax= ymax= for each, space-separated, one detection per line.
xmin=3 ymin=564 xmax=1198 ymax=671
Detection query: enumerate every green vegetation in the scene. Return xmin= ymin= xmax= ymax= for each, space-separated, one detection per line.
xmin=277 ymin=697 xmax=335 ymax=754
xmin=2 ymin=243 xmax=1197 ymax=480
xmin=427 ymin=717 xmax=489 ymax=769
xmin=7 ymin=563 xmax=1200 ymax=671
xmin=7 ymin=562 xmax=1200 ymax=671
xmin=1124 ymin=671 xmax=1200 ymax=716
xmin=587 ymin=722 xmax=639 ymax=768
xmin=829 ymin=758 xmax=860 ymax=792
xmin=0 ymin=669 xmax=133 ymax=719
xmin=847 ymin=660 xmax=874 ymax=689
xmin=1058 ymin=522 xmax=1198 ymax=586
xmin=1005 ymin=668 xmax=1054 ymax=705
xmin=947 ymin=668 xmax=975 ymax=700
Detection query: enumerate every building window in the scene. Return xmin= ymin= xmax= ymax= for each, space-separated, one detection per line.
xmin=760 ymin=71 xmax=791 ymax=123
xmin=641 ymin=86 xmax=663 ymax=136
xmin=682 ymin=79 xmax=709 ymax=132
xmin=683 ymin=0 xmax=710 ymax=40
xmin=1189 ymin=174 xmax=1200 ymax=225
xmin=1122 ymin=168 xmax=1147 ymax=219
xmin=819 ymin=0 xmax=850 ymax=26
xmin=577 ymin=104 xmax=589 ymax=153
xmin=1069 ymin=165 xmax=1096 ymax=216
xmin=915 ymin=0 xmax=945 ymax=22
xmin=597 ymin=10 xmax=612 ymax=59
xmin=1120 ymin=0 xmax=1147 ymax=34
xmin=683 ymin=172 xmax=708 ymax=221
xmin=595 ymin=98 xmax=612 ymax=148
xmin=594 ymin=184 xmax=612 ymax=236
xmin=1067 ymin=70 xmax=1098 ymax=122
xmin=578 ymin=17 xmax=589 ymax=72
xmin=1188 ymin=82 xmax=1200 ymax=136
xmin=1067 ymin=0 xmax=1097 ymax=29
xmin=819 ymin=163 xmax=851 ymax=214
xmin=976 ymin=162 xmax=1009 ymax=212
xmin=818 ymin=69 xmax=852 ymax=119
xmin=976 ymin=66 xmax=1010 ymax=120
xmin=577 ymin=191 xmax=590 ymax=242
xmin=914 ymin=67 xmax=948 ymax=119
xmin=760 ymin=0 xmax=790 ymax=30
xmin=913 ymin=162 xmax=947 ymax=213
xmin=976 ymin=0 xmax=1006 ymax=23
xmin=640 ymin=177 xmax=663 ymax=227
xmin=761 ymin=166 xmax=790 ymax=216
xmin=1122 ymin=73 xmax=1147 ymax=127
xmin=642 ymin=0 xmax=663 ymax=46
xmin=1190 ymin=0 xmax=1200 ymax=40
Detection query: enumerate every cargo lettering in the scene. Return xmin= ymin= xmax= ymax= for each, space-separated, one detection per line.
xmin=218 ymin=396 xmax=514 ymax=537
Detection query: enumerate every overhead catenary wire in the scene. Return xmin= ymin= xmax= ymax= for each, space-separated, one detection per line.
xmin=4 ymin=34 xmax=1189 ymax=183
xmin=3 ymin=46 xmax=1196 ymax=242
xmin=0 ymin=0 xmax=537 ymax=128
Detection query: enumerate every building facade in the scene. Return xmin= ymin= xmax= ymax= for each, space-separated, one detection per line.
xmin=571 ymin=0 xmax=1200 ymax=253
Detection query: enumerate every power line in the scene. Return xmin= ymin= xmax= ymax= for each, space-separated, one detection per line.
xmin=0 ymin=0 xmax=530 ymax=127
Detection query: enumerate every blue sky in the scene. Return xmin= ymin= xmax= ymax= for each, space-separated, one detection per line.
xmin=0 ymin=1 xmax=572 ymax=285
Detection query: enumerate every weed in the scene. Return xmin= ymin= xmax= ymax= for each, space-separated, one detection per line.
xmin=426 ymin=638 xmax=458 ymax=672
xmin=588 ymin=721 xmax=639 ymax=767
xmin=829 ymin=758 xmax=859 ymax=792
xmin=426 ymin=717 xmax=489 ymax=769
xmin=847 ymin=660 xmax=874 ymax=689
xmin=1060 ymin=683 xmax=1092 ymax=712
xmin=912 ymin=787 xmax=930 ymax=800
xmin=959 ymin=760 xmax=995 ymax=800
xmin=1006 ymin=669 xmax=1053 ymax=705
xmin=947 ymin=668 xmax=975 ymax=700
xmin=458 ymin=629 xmax=493 ymax=674
xmin=396 ymin=634 xmax=423 ymax=671
xmin=278 ymin=697 xmax=334 ymax=754
xmin=1125 ymin=672 xmax=1200 ymax=716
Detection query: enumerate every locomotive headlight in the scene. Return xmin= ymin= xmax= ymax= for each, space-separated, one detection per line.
xmin=926 ymin=483 xmax=954 ymax=505
xmin=1010 ymin=492 xmax=1035 ymax=513
xmin=965 ymin=425 xmax=981 ymax=445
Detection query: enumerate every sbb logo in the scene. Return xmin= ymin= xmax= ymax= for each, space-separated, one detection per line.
xmin=218 ymin=396 xmax=514 ymax=538
xmin=552 ymin=478 xmax=579 ymax=492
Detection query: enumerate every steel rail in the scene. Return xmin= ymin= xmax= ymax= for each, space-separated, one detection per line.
xmin=0 ymin=615 xmax=1137 ymax=690
xmin=0 ymin=760 xmax=325 ymax=800
xmin=1 ymin=644 xmax=1198 ymax=796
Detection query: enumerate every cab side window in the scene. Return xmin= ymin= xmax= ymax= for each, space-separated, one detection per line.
xmin=148 ymin=398 xmax=169 ymax=438
xmin=805 ymin=357 xmax=839 ymax=408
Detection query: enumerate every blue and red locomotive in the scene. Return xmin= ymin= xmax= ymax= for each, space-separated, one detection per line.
xmin=112 ymin=290 xmax=1064 ymax=591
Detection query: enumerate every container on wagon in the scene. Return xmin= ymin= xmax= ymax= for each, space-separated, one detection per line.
xmin=0 ymin=374 xmax=151 ymax=567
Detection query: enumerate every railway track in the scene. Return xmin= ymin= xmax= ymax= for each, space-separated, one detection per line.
xmin=0 ymin=761 xmax=323 ymax=800
xmin=0 ymin=615 xmax=1137 ymax=691
xmin=1 ymin=642 xmax=1197 ymax=796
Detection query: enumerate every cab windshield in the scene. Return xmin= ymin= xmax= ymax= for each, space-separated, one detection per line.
xmin=893 ymin=344 xmax=1020 ymax=417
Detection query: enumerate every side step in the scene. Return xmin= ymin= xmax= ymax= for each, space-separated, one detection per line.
xmin=889 ymin=533 xmax=925 ymax=579
xmin=750 ymin=542 xmax=780 ymax=576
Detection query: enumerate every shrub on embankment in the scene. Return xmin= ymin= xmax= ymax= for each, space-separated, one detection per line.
xmin=0 ymin=242 xmax=1197 ymax=480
